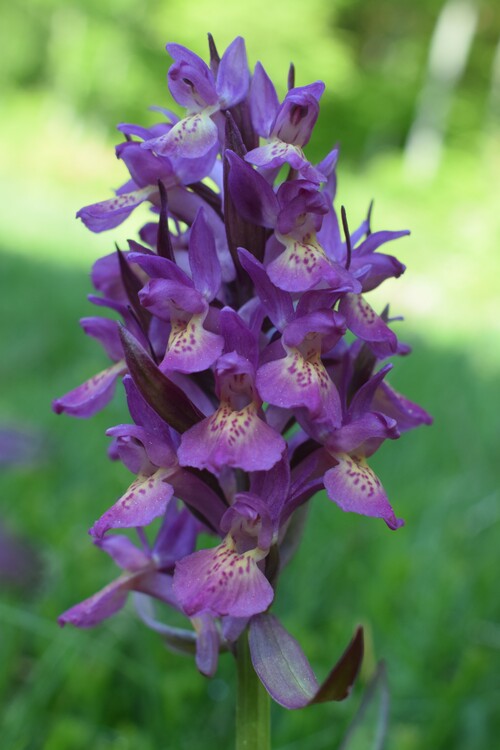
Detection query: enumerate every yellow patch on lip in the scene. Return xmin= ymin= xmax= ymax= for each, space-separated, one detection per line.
xmin=333 ymin=453 xmax=382 ymax=499
xmin=168 ymin=313 xmax=204 ymax=355
xmin=208 ymin=402 xmax=258 ymax=447
xmin=285 ymin=348 xmax=330 ymax=392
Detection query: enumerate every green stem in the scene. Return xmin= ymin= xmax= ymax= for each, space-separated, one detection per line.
xmin=236 ymin=630 xmax=271 ymax=750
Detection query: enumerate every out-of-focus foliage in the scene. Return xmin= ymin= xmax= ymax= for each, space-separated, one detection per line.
xmin=2 ymin=0 xmax=499 ymax=159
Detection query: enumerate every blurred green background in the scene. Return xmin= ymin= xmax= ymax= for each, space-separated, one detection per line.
xmin=1 ymin=0 xmax=499 ymax=748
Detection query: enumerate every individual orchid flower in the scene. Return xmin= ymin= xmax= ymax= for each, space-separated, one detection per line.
xmin=129 ymin=210 xmax=224 ymax=374
xmin=227 ymin=151 xmax=361 ymax=293
xmin=247 ymin=77 xmax=326 ymax=182
xmin=323 ymin=412 xmax=404 ymax=531
xmin=91 ymin=375 xmax=226 ymax=537
xmin=178 ymin=351 xmax=286 ymax=474
xmin=77 ymin=122 xmax=218 ymax=233
xmin=173 ymin=493 xmax=274 ymax=619
xmin=143 ymin=38 xmax=249 ymax=159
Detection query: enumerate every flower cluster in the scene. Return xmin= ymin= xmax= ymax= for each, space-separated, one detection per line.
xmin=54 ymin=36 xmax=431 ymax=708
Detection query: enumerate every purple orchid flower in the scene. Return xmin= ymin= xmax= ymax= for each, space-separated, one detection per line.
xmin=142 ymin=38 xmax=249 ymax=159
xmin=77 ymin=122 xmax=219 ymax=233
xmin=178 ymin=351 xmax=286 ymax=474
xmin=227 ymin=151 xmax=361 ymax=292
xmin=247 ymin=78 xmax=326 ymax=181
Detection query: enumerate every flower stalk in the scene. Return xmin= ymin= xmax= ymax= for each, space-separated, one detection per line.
xmin=236 ymin=630 xmax=271 ymax=750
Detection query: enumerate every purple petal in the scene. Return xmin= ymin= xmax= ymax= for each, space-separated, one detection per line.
xmin=52 ymin=360 xmax=126 ymax=418
xmin=350 ymin=253 xmax=406 ymax=293
xmin=282 ymin=310 xmax=346 ymax=351
xmin=347 ymin=364 xmax=393 ymax=421
xmin=257 ymin=352 xmax=342 ymax=424
xmin=250 ymin=61 xmax=280 ymax=137
xmin=226 ymin=150 xmax=279 ymax=228
xmin=188 ymin=208 xmax=222 ymax=300
xmin=245 ymin=141 xmax=311 ymax=175
xmin=133 ymin=592 xmax=197 ymax=654
xmin=238 ymin=248 xmax=293 ymax=331
xmin=96 ymin=534 xmax=150 ymax=571
xmin=192 ymin=613 xmax=220 ymax=677
xmin=267 ymin=235 xmax=356 ymax=293
xmin=91 ymin=252 xmax=127 ymax=302
xmin=106 ymin=423 xmax=176 ymax=469
xmin=166 ymin=44 xmax=218 ymax=109
xmin=373 ymin=381 xmax=433 ymax=432
xmin=77 ymin=187 xmax=152 ymax=232
xmin=173 ymin=539 xmax=274 ymax=618
xmin=249 ymin=454 xmax=291 ymax=525
xmin=144 ymin=112 xmax=219 ymax=159
xmin=339 ymin=294 xmax=397 ymax=350
xmin=80 ymin=317 xmax=122 ymax=362
xmin=216 ymin=37 xmax=250 ymax=108
xmin=178 ymin=403 xmax=285 ymax=474
xmin=116 ymin=140 xmax=175 ymax=188
xmin=355 ymin=229 xmax=410 ymax=257
xmin=327 ymin=413 xmax=399 ymax=455
xmin=58 ymin=577 xmax=132 ymax=628
xmin=153 ymin=505 xmax=199 ymax=567
xmin=161 ymin=309 xmax=224 ymax=374
xmin=90 ymin=468 xmax=175 ymax=538
xmin=324 ymin=454 xmax=404 ymax=530
xmin=139 ymin=278 xmax=205 ymax=318
xmin=128 ymin=252 xmax=192 ymax=285
xmin=271 ymin=83 xmax=324 ymax=147
xmin=169 ymin=469 xmax=226 ymax=534
xmin=219 ymin=307 xmax=259 ymax=367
